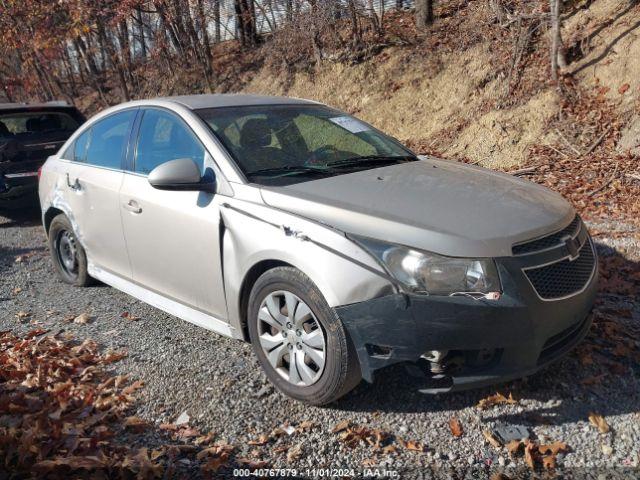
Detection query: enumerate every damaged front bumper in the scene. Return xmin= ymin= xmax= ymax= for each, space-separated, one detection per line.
xmin=335 ymin=239 xmax=598 ymax=393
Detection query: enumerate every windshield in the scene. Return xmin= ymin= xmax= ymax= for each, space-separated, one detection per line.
xmin=196 ymin=105 xmax=416 ymax=185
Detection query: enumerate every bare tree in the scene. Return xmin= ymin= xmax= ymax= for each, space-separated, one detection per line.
xmin=549 ymin=0 xmax=567 ymax=81
xmin=415 ymin=0 xmax=434 ymax=28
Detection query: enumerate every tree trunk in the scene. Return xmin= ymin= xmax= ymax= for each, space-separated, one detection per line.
xmin=415 ymin=0 xmax=434 ymax=28
xmin=118 ymin=20 xmax=136 ymax=88
xmin=213 ymin=0 xmax=221 ymax=41
xmin=97 ymin=22 xmax=130 ymax=101
xmin=135 ymin=7 xmax=148 ymax=60
xmin=235 ymin=0 xmax=257 ymax=47
xmin=285 ymin=0 xmax=293 ymax=23
xmin=346 ymin=0 xmax=361 ymax=46
xmin=368 ymin=0 xmax=381 ymax=36
xmin=549 ymin=0 xmax=566 ymax=80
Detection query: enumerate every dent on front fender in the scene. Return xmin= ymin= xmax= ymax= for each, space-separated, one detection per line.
xmin=219 ymin=198 xmax=393 ymax=339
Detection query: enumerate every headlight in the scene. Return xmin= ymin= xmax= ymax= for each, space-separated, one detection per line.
xmin=352 ymin=236 xmax=501 ymax=295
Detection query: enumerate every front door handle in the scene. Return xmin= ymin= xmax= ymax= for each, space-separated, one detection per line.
xmin=123 ymin=199 xmax=142 ymax=214
xmin=66 ymin=173 xmax=82 ymax=191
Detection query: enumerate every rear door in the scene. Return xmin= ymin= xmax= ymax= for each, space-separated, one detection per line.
xmin=119 ymin=107 xmax=227 ymax=319
xmin=63 ymin=109 xmax=137 ymax=278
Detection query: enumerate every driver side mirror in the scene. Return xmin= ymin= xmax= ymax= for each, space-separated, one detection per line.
xmin=148 ymin=158 xmax=215 ymax=193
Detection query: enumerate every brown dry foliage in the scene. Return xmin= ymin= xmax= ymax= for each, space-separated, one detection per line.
xmin=0 ymin=330 xmax=251 ymax=477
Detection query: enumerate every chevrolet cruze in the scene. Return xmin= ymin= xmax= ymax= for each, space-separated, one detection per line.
xmin=39 ymin=95 xmax=597 ymax=405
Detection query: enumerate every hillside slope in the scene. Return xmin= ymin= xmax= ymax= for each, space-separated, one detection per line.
xmin=242 ymin=0 xmax=639 ymax=170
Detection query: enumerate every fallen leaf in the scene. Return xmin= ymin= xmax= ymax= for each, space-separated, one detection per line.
xmin=297 ymin=420 xmax=316 ymax=432
xmin=362 ymin=458 xmax=378 ymax=467
xmin=483 ymin=430 xmax=501 ymax=448
xmin=332 ymin=420 xmax=350 ymax=433
xmin=121 ymin=311 xmax=141 ymax=321
xmin=175 ymin=427 xmax=200 ymax=438
xmin=542 ymin=454 xmax=556 ymax=469
xmin=247 ymin=434 xmax=269 ymax=446
xmin=490 ymin=474 xmax=512 ymax=480
xmin=103 ymin=350 xmax=127 ymax=363
xmin=12 ymin=287 xmax=22 ymax=295
xmin=286 ymin=444 xmax=303 ymax=462
xmin=15 ymin=311 xmax=30 ymax=320
xmin=401 ymin=439 xmax=425 ymax=452
xmin=124 ymin=416 xmax=148 ymax=432
xmin=538 ymin=442 xmax=569 ymax=456
xmin=506 ymin=439 xmax=523 ymax=455
xmin=477 ymin=392 xmax=517 ymax=410
xmin=382 ymin=444 xmax=397 ymax=454
xmin=618 ymin=83 xmax=630 ymax=94
xmin=449 ymin=417 xmax=463 ymax=437
xmin=273 ymin=445 xmax=289 ymax=454
xmin=588 ymin=412 xmax=610 ymax=433
xmin=237 ymin=458 xmax=269 ymax=469
xmin=33 ymin=455 xmax=105 ymax=471
xmin=73 ymin=313 xmax=92 ymax=324
xmin=524 ymin=441 xmax=536 ymax=469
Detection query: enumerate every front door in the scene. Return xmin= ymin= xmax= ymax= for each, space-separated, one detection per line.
xmin=119 ymin=108 xmax=227 ymax=319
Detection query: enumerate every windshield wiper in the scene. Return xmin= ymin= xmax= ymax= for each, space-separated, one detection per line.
xmin=325 ymin=155 xmax=417 ymax=169
xmin=247 ymin=165 xmax=336 ymax=178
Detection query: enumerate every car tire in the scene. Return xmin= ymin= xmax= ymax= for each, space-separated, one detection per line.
xmin=247 ymin=267 xmax=361 ymax=405
xmin=48 ymin=214 xmax=94 ymax=287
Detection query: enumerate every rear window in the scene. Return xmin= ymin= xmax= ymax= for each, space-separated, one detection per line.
xmin=0 ymin=112 xmax=80 ymax=136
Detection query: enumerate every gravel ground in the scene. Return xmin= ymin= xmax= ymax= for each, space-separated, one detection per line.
xmin=1 ymin=210 xmax=639 ymax=478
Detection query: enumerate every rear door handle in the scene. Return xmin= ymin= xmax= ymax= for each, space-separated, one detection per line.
xmin=66 ymin=173 xmax=82 ymax=191
xmin=123 ymin=199 xmax=142 ymax=214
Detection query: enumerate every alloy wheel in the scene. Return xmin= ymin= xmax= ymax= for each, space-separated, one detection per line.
xmin=257 ymin=290 xmax=326 ymax=386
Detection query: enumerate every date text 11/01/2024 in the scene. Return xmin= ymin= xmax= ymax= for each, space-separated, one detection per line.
xmin=232 ymin=468 xmax=401 ymax=478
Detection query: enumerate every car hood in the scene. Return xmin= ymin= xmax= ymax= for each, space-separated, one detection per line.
xmin=259 ymin=158 xmax=574 ymax=258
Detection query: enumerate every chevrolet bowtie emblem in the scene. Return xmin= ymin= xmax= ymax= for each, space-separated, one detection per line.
xmin=563 ymin=235 xmax=580 ymax=260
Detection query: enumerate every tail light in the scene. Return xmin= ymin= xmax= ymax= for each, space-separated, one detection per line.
xmin=37 ymin=166 xmax=43 ymax=179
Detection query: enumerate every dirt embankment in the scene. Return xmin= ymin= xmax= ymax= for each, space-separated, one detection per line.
xmin=243 ymin=0 xmax=639 ymax=171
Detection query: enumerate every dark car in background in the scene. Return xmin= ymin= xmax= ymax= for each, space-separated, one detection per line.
xmin=0 ymin=102 xmax=85 ymax=211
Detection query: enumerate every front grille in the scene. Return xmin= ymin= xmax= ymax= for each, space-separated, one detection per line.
xmin=524 ymin=240 xmax=595 ymax=300
xmin=513 ymin=216 xmax=581 ymax=255
xmin=537 ymin=315 xmax=590 ymax=365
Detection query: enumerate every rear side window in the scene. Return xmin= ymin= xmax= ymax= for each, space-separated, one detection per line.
xmin=85 ymin=110 xmax=135 ymax=169
xmin=135 ymin=109 xmax=205 ymax=175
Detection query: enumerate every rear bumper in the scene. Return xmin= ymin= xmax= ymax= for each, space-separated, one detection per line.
xmin=0 ymin=173 xmax=39 ymax=209
xmin=335 ymin=241 xmax=598 ymax=393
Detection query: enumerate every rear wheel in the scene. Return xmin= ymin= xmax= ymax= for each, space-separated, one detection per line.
xmin=248 ymin=267 xmax=361 ymax=405
xmin=48 ymin=214 xmax=93 ymax=287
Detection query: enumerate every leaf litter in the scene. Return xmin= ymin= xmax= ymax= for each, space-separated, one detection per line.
xmin=0 ymin=330 xmax=257 ymax=477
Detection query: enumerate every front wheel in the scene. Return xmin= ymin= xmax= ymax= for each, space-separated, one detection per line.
xmin=247 ymin=267 xmax=361 ymax=405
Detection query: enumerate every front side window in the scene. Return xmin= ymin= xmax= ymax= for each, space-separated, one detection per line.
xmin=135 ymin=109 xmax=205 ymax=175
xmin=85 ymin=110 xmax=136 ymax=169
xmin=196 ymin=105 xmax=415 ymax=186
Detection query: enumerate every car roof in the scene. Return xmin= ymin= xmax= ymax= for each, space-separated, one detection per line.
xmin=158 ymin=94 xmax=320 ymax=110
xmin=0 ymin=102 xmax=79 ymax=112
